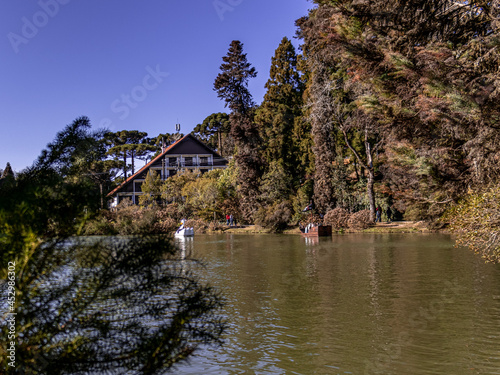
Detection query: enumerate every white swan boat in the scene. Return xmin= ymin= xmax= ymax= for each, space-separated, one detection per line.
xmin=174 ymin=220 xmax=194 ymax=237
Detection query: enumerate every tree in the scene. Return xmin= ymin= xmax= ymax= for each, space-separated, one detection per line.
xmin=144 ymin=133 xmax=184 ymax=159
xmin=1 ymin=162 xmax=14 ymax=179
xmin=104 ymin=130 xmax=156 ymax=178
xmin=0 ymin=162 xmax=15 ymax=189
xmin=0 ymin=121 xmax=225 ymax=373
xmin=255 ymin=37 xmax=304 ymax=182
xmin=182 ymin=174 xmax=220 ymax=221
xmin=214 ymin=40 xmax=257 ymax=116
xmin=214 ymin=40 xmax=261 ymax=222
xmin=139 ymin=170 xmax=163 ymax=206
xmin=297 ymin=0 xmax=500 ymax=220
xmin=192 ymin=113 xmax=231 ymax=156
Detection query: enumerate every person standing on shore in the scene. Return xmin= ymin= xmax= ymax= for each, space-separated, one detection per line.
xmin=386 ymin=206 xmax=392 ymax=223
xmin=375 ymin=206 xmax=382 ymax=222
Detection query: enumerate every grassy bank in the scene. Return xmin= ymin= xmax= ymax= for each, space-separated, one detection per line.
xmin=216 ymin=221 xmax=440 ymax=235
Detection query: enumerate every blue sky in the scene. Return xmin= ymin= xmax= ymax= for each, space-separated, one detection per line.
xmin=0 ymin=0 xmax=313 ymax=172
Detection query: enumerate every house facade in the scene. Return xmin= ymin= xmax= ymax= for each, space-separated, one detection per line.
xmin=107 ymin=134 xmax=228 ymax=206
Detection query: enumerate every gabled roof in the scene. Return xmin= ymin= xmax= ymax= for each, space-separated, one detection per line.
xmin=106 ymin=134 xmax=223 ymax=197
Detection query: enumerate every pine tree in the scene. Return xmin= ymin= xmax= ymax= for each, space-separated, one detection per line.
xmin=214 ymin=41 xmax=261 ymax=222
xmin=255 ymin=37 xmax=304 ymax=181
xmin=214 ymin=40 xmax=257 ymax=116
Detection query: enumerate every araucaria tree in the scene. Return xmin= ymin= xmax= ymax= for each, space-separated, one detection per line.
xmin=192 ymin=112 xmax=231 ymax=157
xmin=104 ymin=130 xmax=156 ymax=178
xmin=214 ymin=40 xmax=260 ymax=222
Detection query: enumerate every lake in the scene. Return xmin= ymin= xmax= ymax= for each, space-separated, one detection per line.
xmin=171 ymin=233 xmax=500 ymax=375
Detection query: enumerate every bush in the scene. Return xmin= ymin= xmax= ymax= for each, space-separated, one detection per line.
xmin=324 ymin=207 xmax=351 ymax=230
xmin=83 ymin=211 xmax=117 ymax=235
xmin=298 ymin=213 xmax=323 ymax=227
xmin=255 ymin=201 xmax=293 ymax=233
xmin=185 ymin=218 xmax=210 ymax=234
xmin=347 ymin=209 xmax=372 ymax=230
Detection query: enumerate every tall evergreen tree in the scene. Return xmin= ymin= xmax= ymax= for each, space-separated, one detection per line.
xmin=255 ymin=37 xmax=304 ymax=181
xmin=214 ymin=40 xmax=261 ymax=222
xmin=214 ymin=40 xmax=257 ymax=116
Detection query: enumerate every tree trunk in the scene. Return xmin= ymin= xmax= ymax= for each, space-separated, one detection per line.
xmin=123 ymin=152 xmax=127 ymax=179
xmin=131 ymin=150 xmax=135 ymax=175
xmin=365 ymin=132 xmax=376 ymax=222
xmin=366 ymin=169 xmax=376 ymax=222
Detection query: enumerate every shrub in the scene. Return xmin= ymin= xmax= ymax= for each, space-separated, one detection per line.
xmin=185 ymin=218 xmax=210 ymax=234
xmin=347 ymin=209 xmax=372 ymax=230
xmin=299 ymin=213 xmax=323 ymax=228
xmin=324 ymin=207 xmax=351 ymax=230
xmin=254 ymin=201 xmax=293 ymax=232
xmin=83 ymin=211 xmax=117 ymax=235
xmin=153 ymin=216 xmax=177 ymax=233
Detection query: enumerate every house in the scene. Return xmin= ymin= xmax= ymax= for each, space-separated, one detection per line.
xmin=107 ymin=134 xmax=228 ymax=206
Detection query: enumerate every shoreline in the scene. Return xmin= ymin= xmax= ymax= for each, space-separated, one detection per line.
xmin=213 ymin=221 xmax=446 ymax=235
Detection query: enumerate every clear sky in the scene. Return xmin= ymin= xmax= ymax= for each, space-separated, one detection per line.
xmin=0 ymin=0 xmax=313 ymax=172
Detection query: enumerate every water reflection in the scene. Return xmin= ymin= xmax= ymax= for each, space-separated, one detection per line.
xmin=171 ymin=234 xmax=500 ymax=375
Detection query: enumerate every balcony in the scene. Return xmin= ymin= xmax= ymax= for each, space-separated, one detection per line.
xmin=165 ymin=160 xmax=213 ymax=168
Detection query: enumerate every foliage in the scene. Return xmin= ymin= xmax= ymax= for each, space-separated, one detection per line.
xmin=254 ymin=200 xmax=293 ymax=233
xmin=1 ymin=162 xmax=14 ymax=179
xmin=182 ymin=174 xmax=220 ymax=221
xmin=214 ymin=41 xmax=261 ymax=222
xmin=214 ymin=40 xmax=257 ymax=115
xmin=259 ymin=161 xmax=293 ymax=204
xmin=255 ymin=37 xmax=305 ymax=183
xmin=324 ymin=207 xmax=351 ymax=230
xmin=162 ymin=169 xmax=200 ymax=204
xmin=445 ymin=187 xmax=500 ymax=263
xmin=347 ymin=209 xmax=372 ymax=230
xmin=297 ymin=0 xmax=500 ymax=223
xmin=104 ymin=130 xmax=156 ymax=178
xmin=139 ymin=169 xmax=163 ymax=207
xmin=192 ymin=113 xmax=231 ymax=157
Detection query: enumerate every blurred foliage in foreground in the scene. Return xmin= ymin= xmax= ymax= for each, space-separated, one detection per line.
xmin=0 ymin=117 xmax=225 ymax=374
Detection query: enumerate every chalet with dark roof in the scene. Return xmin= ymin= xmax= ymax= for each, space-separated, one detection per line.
xmin=107 ymin=134 xmax=228 ymax=205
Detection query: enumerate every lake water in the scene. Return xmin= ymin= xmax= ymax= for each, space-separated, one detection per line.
xmin=171 ymin=233 xmax=500 ymax=375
